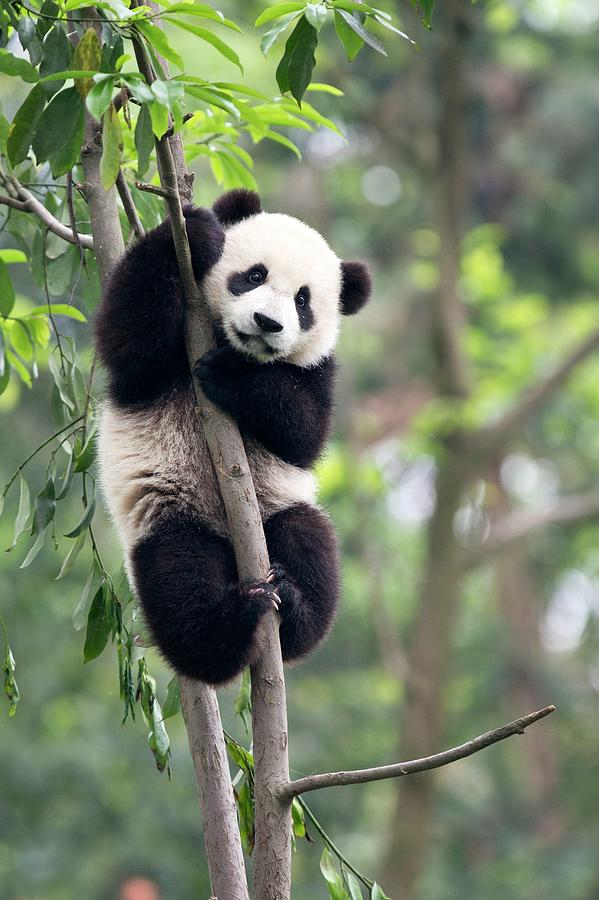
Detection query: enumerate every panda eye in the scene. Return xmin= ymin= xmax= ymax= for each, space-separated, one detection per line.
xmin=248 ymin=270 xmax=263 ymax=285
xmin=296 ymin=294 xmax=307 ymax=308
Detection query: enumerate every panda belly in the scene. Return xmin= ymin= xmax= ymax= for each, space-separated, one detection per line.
xmin=97 ymin=385 xmax=318 ymax=552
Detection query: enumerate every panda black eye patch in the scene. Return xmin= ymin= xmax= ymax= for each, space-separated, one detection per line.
xmin=296 ymin=285 xmax=314 ymax=331
xmin=228 ymin=264 xmax=268 ymax=296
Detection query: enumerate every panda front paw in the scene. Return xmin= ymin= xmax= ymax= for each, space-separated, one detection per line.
xmin=182 ymin=205 xmax=225 ymax=276
xmin=194 ymin=347 xmax=245 ymax=413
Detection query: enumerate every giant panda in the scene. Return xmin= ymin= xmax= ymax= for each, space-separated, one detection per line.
xmin=95 ymin=189 xmax=372 ymax=686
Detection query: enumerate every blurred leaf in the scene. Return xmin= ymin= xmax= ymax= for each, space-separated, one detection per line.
xmin=6 ymin=83 xmax=46 ymax=166
xmin=260 ymin=11 xmax=302 ymax=55
xmin=32 ymin=87 xmax=84 ymax=177
xmin=73 ymin=28 xmax=101 ymax=97
xmin=56 ymin=530 xmax=86 ymax=580
xmin=321 ymin=847 xmax=351 ymax=899
xmin=100 ymin=103 xmax=123 ymax=190
xmin=31 ymin=477 xmax=55 ymax=536
xmin=410 ymin=0 xmax=436 ymax=28
xmin=64 ymin=491 xmax=96 ymax=539
xmin=236 ymin=779 xmax=255 ymax=854
xmin=292 ymin=797 xmax=306 ymax=839
xmin=0 ymin=260 xmax=15 ymax=316
xmin=234 ymin=666 xmax=252 ymax=732
xmin=1 ymin=618 xmax=19 ymax=717
xmin=19 ymin=531 xmax=47 ymax=568
xmin=344 ymin=870 xmax=364 ymax=900
xmin=83 ymin=584 xmax=111 ymax=662
xmin=0 ymin=250 xmax=27 ymax=264
xmin=134 ymin=104 xmax=154 ymax=175
xmin=136 ymin=20 xmax=183 ymax=70
xmin=73 ymin=562 xmax=100 ymax=631
xmin=255 ymin=2 xmax=306 ymax=26
xmin=162 ymin=676 xmax=180 ymax=719
xmin=370 ymin=885 xmax=390 ymax=900
xmin=334 ymin=10 xmax=364 ymax=60
xmin=336 ymin=9 xmax=386 ymax=55
xmin=0 ymin=48 xmax=38 ymax=82
xmin=28 ymin=304 xmax=87 ymax=322
xmin=86 ymin=74 xmax=117 ymax=121
xmin=169 ymin=20 xmax=243 ymax=71
xmin=164 ymin=2 xmax=241 ymax=31
xmin=6 ymin=474 xmax=31 ymax=552
xmin=55 ymin=449 xmax=74 ymax=501
xmin=40 ymin=25 xmax=71 ymax=95
xmin=305 ymin=3 xmax=329 ymax=31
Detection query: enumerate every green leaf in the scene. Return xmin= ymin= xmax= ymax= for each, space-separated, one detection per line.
xmin=100 ymin=103 xmax=123 ymax=190
xmin=86 ymin=74 xmax=117 ymax=121
xmin=0 ymin=48 xmax=39 ymax=83
xmin=6 ymin=474 xmax=31 ymax=551
xmin=151 ymin=78 xmax=185 ymax=108
xmin=40 ymin=25 xmax=71 ymax=95
xmin=305 ymin=3 xmax=329 ymax=31
xmin=19 ymin=531 xmax=47 ymax=568
xmin=56 ymin=529 xmax=86 ymax=580
xmin=162 ymin=675 xmax=181 ymax=719
xmin=276 ymin=15 xmax=318 ymax=104
xmin=169 ymin=20 xmax=243 ymax=71
xmin=7 ymin=83 xmax=46 ymax=166
xmin=73 ymin=562 xmax=100 ymax=630
xmin=291 ymin=797 xmax=306 ymax=838
xmin=0 ymin=358 xmax=9 ymax=398
xmin=73 ymin=432 xmax=96 ymax=472
xmin=255 ymin=2 xmax=306 ymax=26
xmin=121 ymin=74 xmax=154 ymax=105
xmin=83 ymin=584 xmax=111 ymax=662
xmin=0 ymin=250 xmax=27 ymax=264
xmin=31 ymin=477 xmax=56 ymax=535
xmin=320 ymin=847 xmax=351 ymax=900
xmin=32 ymin=87 xmax=84 ymax=177
xmin=280 ymin=96 xmax=343 ymax=135
xmin=344 ymin=870 xmax=364 ymax=900
xmin=262 ymin=128 xmax=302 ymax=159
xmin=370 ymin=885 xmax=391 ymax=900
xmin=335 ymin=9 xmax=387 ymax=55
xmin=135 ymin=20 xmax=183 ymax=70
xmin=334 ymin=10 xmax=364 ymax=60
xmin=410 ymin=0 xmax=436 ymax=28
xmin=151 ymin=697 xmax=170 ymax=757
xmin=260 ymin=11 xmax=302 ymax=55
xmin=55 ymin=449 xmax=75 ymax=501
xmin=73 ymin=27 xmax=102 ymax=97
xmin=163 ymin=3 xmax=241 ymax=31
xmin=134 ymin=104 xmax=154 ymax=176
xmin=18 ymin=16 xmax=36 ymax=48
xmin=64 ymin=493 xmax=96 ymax=539
xmin=307 ymin=81 xmax=343 ymax=95
xmin=234 ymin=666 xmax=252 ymax=731
xmin=28 ymin=304 xmax=87 ymax=322
xmin=149 ymin=100 xmax=169 ymax=138
xmin=0 ymin=260 xmax=15 ymax=317
xmin=2 ymin=619 xmax=20 ymax=717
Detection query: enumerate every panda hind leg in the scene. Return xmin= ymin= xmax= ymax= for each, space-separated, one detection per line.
xmin=263 ymin=503 xmax=340 ymax=661
xmin=131 ymin=515 xmax=277 ymax=686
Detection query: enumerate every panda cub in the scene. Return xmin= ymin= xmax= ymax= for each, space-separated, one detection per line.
xmin=96 ymin=189 xmax=371 ymax=686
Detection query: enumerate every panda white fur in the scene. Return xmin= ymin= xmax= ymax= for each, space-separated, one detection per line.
xmin=96 ymin=189 xmax=371 ymax=685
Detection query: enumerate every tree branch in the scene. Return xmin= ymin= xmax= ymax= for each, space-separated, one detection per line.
xmin=133 ymin=23 xmax=292 ymax=898
xmin=116 ymin=170 xmax=145 ymax=240
xmin=463 ymin=488 xmax=599 ymax=568
xmin=279 ymin=705 xmax=555 ymax=800
xmin=475 ymin=327 xmax=599 ymax=455
xmin=0 ymin=176 xmax=93 ymax=250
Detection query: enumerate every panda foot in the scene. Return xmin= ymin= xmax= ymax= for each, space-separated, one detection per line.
xmin=241 ymin=579 xmax=281 ymax=612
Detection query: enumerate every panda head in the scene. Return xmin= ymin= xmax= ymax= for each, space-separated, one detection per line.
xmin=202 ymin=189 xmax=372 ymax=367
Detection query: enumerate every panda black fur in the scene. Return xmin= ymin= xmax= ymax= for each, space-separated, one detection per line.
xmin=96 ymin=189 xmax=372 ymax=686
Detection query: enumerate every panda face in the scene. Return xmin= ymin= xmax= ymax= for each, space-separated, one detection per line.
xmin=202 ymin=212 xmax=343 ymax=367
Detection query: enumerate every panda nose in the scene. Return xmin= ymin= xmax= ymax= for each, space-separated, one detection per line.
xmin=254 ymin=312 xmax=283 ymax=333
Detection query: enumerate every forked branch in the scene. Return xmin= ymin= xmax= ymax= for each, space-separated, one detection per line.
xmin=0 ymin=175 xmax=93 ymax=250
xmin=279 ymin=705 xmax=556 ymax=801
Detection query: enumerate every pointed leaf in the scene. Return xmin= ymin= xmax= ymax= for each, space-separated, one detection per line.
xmin=6 ymin=474 xmax=31 ymax=551
xmin=169 ymin=20 xmax=243 ymax=71
xmin=136 ymin=20 xmax=183 ymax=70
xmin=0 ymin=49 xmax=39 ymax=83
xmin=286 ymin=18 xmax=318 ymax=104
xmin=162 ymin=675 xmax=181 ymax=719
xmin=336 ymin=9 xmax=386 ymax=55
xmin=28 ymin=304 xmax=87 ymax=322
xmin=0 ymin=260 xmax=15 ymax=317
xmin=73 ymin=562 xmax=100 ymax=630
xmin=86 ymin=74 xmax=117 ymax=121
xmin=31 ymin=478 xmax=55 ymax=535
xmin=40 ymin=25 xmax=71 ymax=96
xmin=260 ymin=11 xmax=301 ymax=55
xmin=56 ymin=530 xmax=86 ymax=580
xmin=7 ymin=83 xmax=46 ymax=166
xmin=345 ymin=870 xmax=364 ymax=900
xmin=73 ymin=28 xmax=102 ymax=97
xmin=100 ymin=103 xmax=123 ymax=190
xmin=255 ymin=2 xmax=306 ymax=26
xmin=64 ymin=493 xmax=96 ymax=539
xmin=83 ymin=583 xmax=111 ymax=662
xmin=134 ymin=104 xmax=154 ymax=175
xmin=19 ymin=531 xmax=47 ymax=569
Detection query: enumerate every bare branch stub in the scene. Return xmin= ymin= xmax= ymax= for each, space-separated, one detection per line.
xmin=279 ymin=705 xmax=556 ymax=800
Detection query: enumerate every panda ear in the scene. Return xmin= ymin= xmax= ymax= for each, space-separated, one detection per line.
xmin=213 ymin=189 xmax=262 ymax=226
xmin=340 ymin=261 xmax=372 ymax=316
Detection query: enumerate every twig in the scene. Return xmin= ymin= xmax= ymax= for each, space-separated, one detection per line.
xmin=66 ymin=172 xmax=85 ymax=266
xmin=298 ymin=798 xmax=374 ymax=889
xmin=1 ymin=416 xmax=85 ymax=501
xmin=0 ymin=176 xmax=93 ymax=250
xmin=116 ymin=171 xmax=145 ymax=240
xmin=279 ymin=706 xmax=556 ymax=800
xmin=134 ymin=181 xmax=175 ymax=199
xmin=463 ymin=489 xmax=599 ymax=568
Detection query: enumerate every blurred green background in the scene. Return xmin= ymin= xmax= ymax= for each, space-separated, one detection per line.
xmin=2 ymin=1 xmax=599 ymax=898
